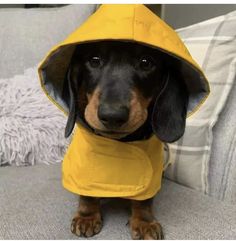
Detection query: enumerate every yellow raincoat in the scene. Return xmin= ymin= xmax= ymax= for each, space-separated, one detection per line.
xmin=38 ymin=4 xmax=210 ymax=200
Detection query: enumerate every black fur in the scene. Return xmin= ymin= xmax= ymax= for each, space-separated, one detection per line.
xmin=64 ymin=41 xmax=189 ymax=143
xmin=65 ymin=67 xmax=77 ymax=138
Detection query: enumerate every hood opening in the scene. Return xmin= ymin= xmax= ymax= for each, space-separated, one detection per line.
xmin=39 ymin=39 xmax=209 ymax=118
xmin=39 ymin=45 xmax=76 ymax=115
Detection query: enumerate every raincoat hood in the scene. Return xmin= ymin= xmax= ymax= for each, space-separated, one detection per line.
xmin=38 ymin=4 xmax=210 ymax=200
xmin=38 ymin=4 xmax=209 ymax=118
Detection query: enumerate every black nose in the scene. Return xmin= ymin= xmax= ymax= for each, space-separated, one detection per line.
xmin=98 ymin=104 xmax=129 ymax=128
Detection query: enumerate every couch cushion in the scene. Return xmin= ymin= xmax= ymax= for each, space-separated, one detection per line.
xmin=164 ymin=10 xmax=236 ymax=195
xmin=0 ymin=4 xmax=97 ymax=78
xmin=0 ymin=164 xmax=235 ymax=239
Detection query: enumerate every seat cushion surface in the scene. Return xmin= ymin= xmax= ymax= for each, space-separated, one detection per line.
xmin=0 ymin=163 xmax=235 ymax=239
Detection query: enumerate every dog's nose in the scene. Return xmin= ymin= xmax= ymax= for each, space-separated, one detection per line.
xmin=98 ymin=104 xmax=129 ymax=128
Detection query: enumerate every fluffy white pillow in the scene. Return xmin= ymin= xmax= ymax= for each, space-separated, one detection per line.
xmin=0 ymin=68 xmax=70 ymax=166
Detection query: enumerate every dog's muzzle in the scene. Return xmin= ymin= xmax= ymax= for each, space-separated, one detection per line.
xmin=98 ymin=104 xmax=129 ymax=129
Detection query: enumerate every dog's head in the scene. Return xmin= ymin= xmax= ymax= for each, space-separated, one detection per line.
xmin=64 ymin=41 xmax=189 ymax=143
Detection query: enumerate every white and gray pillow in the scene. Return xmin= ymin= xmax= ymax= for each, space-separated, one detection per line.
xmin=164 ymin=10 xmax=236 ymax=195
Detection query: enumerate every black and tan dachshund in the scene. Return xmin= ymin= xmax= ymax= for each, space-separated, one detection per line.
xmin=64 ymin=41 xmax=189 ymax=239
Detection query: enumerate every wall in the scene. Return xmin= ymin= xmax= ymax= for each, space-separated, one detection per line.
xmin=162 ymin=4 xmax=236 ymax=29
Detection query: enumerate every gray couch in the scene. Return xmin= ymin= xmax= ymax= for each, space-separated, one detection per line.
xmin=0 ymin=5 xmax=235 ymax=239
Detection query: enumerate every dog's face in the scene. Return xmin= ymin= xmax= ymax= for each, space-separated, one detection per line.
xmin=71 ymin=41 xmax=166 ymax=139
xmin=65 ymin=41 xmax=189 ymax=142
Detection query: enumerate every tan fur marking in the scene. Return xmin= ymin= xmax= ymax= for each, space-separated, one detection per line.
xmin=84 ymin=87 xmax=103 ymax=130
xmin=129 ymin=200 xmax=164 ymax=239
xmin=71 ymin=196 xmax=102 ymax=237
xmin=84 ymin=87 xmax=153 ymax=139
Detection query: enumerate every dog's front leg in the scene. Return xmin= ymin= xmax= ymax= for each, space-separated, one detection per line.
xmin=71 ymin=195 xmax=102 ymax=237
xmin=129 ymin=198 xmax=164 ymax=240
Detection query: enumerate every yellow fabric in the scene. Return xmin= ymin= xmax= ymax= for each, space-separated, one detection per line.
xmin=38 ymin=4 xmax=210 ymax=200
xmin=63 ymin=125 xmax=163 ymax=200
xmin=42 ymin=4 xmax=202 ymax=73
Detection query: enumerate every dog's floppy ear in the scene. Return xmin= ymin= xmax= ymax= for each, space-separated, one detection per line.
xmin=152 ymin=69 xmax=189 ymax=143
xmin=65 ymin=66 xmax=77 ymax=138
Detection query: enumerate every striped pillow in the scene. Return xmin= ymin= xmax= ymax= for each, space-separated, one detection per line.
xmin=164 ymin=10 xmax=236 ymax=194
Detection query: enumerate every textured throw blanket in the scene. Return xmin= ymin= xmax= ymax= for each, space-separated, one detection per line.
xmin=0 ymin=68 xmax=70 ymax=166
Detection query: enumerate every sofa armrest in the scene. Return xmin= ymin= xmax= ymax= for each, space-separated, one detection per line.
xmin=209 ymin=81 xmax=236 ymax=203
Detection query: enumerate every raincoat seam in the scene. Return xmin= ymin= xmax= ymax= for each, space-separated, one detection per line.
xmin=132 ymin=5 xmax=136 ymax=39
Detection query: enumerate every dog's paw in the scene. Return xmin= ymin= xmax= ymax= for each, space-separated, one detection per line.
xmin=71 ymin=212 xmax=102 ymax=237
xmin=130 ymin=218 xmax=164 ymax=240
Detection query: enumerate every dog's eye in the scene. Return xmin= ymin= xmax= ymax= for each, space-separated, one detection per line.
xmin=139 ymin=56 xmax=155 ymax=71
xmin=89 ymin=56 xmax=102 ymax=68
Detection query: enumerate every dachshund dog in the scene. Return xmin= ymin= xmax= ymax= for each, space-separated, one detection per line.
xmin=64 ymin=41 xmax=189 ymax=239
